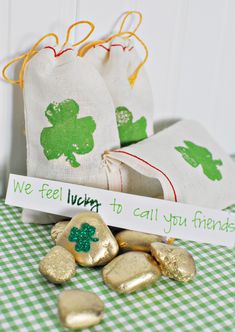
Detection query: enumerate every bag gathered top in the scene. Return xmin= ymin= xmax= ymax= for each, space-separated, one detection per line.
xmin=3 ymin=21 xmax=121 ymax=223
xmin=79 ymin=11 xmax=154 ymax=147
xmin=3 ymin=11 xmax=235 ymax=225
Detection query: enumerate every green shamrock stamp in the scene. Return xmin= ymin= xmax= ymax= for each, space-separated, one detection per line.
xmin=40 ymin=99 xmax=96 ymax=168
xmin=116 ymin=106 xmax=147 ymax=147
xmin=175 ymin=140 xmax=223 ymax=181
xmin=68 ymin=223 xmax=99 ymax=253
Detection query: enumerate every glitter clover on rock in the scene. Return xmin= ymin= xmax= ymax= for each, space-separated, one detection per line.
xmin=40 ymin=99 xmax=96 ymax=168
xmin=175 ymin=140 xmax=223 ymax=181
xmin=68 ymin=224 xmax=99 ymax=253
xmin=115 ymin=106 xmax=147 ymax=147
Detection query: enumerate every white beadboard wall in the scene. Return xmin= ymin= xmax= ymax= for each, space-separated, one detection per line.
xmin=0 ymin=0 xmax=234 ymax=197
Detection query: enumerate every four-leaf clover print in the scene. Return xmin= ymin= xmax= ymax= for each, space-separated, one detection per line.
xmin=116 ymin=106 xmax=147 ymax=147
xmin=40 ymin=99 xmax=96 ymax=168
xmin=175 ymin=140 xmax=223 ymax=181
xmin=68 ymin=223 xmax=99 ymax=253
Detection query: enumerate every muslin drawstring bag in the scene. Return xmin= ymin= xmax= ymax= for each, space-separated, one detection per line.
xmin=3 ymin=22 xmax=120 ymax=224
xmin=79 ymin=11 xmax=154 ymax=147
xmin=104 ymin=120 xmax=235 ymax=210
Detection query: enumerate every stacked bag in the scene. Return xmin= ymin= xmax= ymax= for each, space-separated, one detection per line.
xmin=3 ymin=12 xmax=235 ymax=224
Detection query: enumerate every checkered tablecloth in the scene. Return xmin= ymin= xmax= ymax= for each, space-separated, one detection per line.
xmin=0 ymin=200 xmax=234 ymax=332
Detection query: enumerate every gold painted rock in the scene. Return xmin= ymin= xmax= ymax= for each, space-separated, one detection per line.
xmin=150 ymin=242 xmax=196 ymax=282
xmin=58 ymin=289 xmax=104 ymax=330
xmin=56 ymin=212 xmax=119 ymax=267
xmin=115 ymin=230 xmax=166 ymax=252
xmin=39 ymin=246 xmax=76 ymax=284
xmin=51 ymin=221 xmax=69 ymax=242
xmin=102 ymin=251 xmax=161 ymax=293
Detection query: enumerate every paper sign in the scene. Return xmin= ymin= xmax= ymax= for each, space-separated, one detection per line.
xmin=5 ymin=174 xmax=235 ymax=247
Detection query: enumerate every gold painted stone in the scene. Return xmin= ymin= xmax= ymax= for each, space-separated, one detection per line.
xmin=102 ymin=251 xmax=161 ymax=293
xmin=58 ymin=289 xmax=104 ymax=330
xmin=150 ymin=242 xmax=196 ymax=282
xmin=115 ymin=230 xmax=166 ymax=252
xmin=56 ymin=212 xmax=119 ymax=267
xmin=51 ymin=221 xmax=69 ymax=242
xmin=39 ymin=246 xmax=76 ymax=284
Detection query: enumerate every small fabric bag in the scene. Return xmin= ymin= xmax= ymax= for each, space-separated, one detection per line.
xmin=3 ymin=22 xmax=120 ymax=224
xmin=104 ymin=120 xmax=235 ymax=210
xmin=79 ymin=11 xmax=154 ymax=147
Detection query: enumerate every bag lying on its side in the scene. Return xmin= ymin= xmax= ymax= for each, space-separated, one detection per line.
xmin=104 ymin=119 xmax=235 ymax=210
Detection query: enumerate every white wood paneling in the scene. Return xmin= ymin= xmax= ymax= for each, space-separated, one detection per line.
xmin=0 ymin=0 xmax=11 ymax=196
xmin=0 ymin=0 xmax=77 ymax=197
xmin=76 ymin=0 xmax=138 ymax=39
xmin=175 ymin=0 xmax=235 ymax=154
xmin=131 ymin=0 xmax=189 ymax=118
xmin=0 ymin=0 xmax=235 ymax=197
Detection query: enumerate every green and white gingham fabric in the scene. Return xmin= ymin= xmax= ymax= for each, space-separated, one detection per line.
xmin=0 ymin=199 xmax=234 ymax=332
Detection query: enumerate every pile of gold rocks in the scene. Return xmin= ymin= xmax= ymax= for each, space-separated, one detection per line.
xmin=39 ymin=212 xmax=196 ymax=330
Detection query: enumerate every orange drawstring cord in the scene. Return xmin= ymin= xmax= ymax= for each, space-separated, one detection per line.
xmin=19 ymin=33 xmax=59 ymax=87
xmin=119 ymin=11 xmax=142 ymax=36
xmin=2 ymin=53 xmax=27 ymax=85
xmin=62 ymin=20 xmax=95 ymax=47
xmin=78 ymin=30 xmax=148 ymax=87
xmin=2 ymin=33 xmax=59 ymax=87
xmin=2 ymin=20 xmax=95 ymax=87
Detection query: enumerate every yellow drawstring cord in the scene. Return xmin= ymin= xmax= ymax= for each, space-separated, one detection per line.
xmin=78 ymin=11 xmax=143 ymax=55
xmin=2 ymin=20 xmax=95 ymax=87
xmin=63 ymin=20 xmax=95 ymax=47
xmin=2 ymin=33 xmax=59 ymax=87
xmin=78 ymin=31 xmax=148 ymax=87
xmin=127 ymin=32 xmax=148 ymax=87
xmin=119 ymin=11 xmax=142 ymax=36
xmin=2 ymin=53 xmax=27 ymax=85
xmin=19 ymin=33 xmax=59 ymax=87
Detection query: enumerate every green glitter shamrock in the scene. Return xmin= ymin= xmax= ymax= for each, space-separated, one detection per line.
xmin=175 ymin=140 xmax=223 ymax=181
xmin=40 ymin=99 xmax=96 ymax=168
xmin=116 ymin=106 xmax=147 ymax=147
xmin=68 ymin=223 xmax=99 ymax=253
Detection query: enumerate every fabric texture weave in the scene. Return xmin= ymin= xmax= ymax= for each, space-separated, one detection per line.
xmin=22 ymin=44 xmax=120 ymax=224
